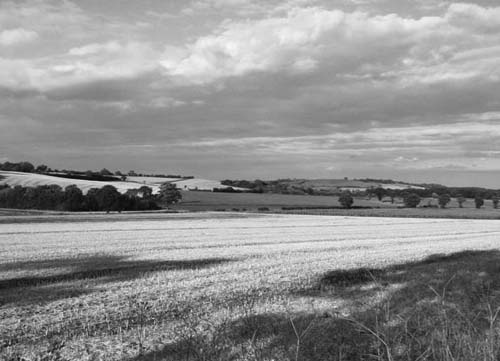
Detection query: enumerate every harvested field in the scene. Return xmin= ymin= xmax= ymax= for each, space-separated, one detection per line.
xmin=2 ymin=213 xmax=500 ymax=360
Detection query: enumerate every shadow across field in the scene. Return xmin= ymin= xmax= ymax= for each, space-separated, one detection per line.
xmin=131 ymin=250 xmax=500 ymax=361
xmin=0 ymin=255 xmax=234 ymax=306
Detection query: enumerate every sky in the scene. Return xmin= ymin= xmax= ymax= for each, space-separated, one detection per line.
xmin=1 ymin=0 xmax=500 ymax=187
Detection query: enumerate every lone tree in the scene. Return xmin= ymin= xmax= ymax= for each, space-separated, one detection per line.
xmin=456 ymin=195 xmax=466 ymax=208
xmin=159 ymin=183 xmax=182 ymax=205
xmin=474 ymin=195 xmax=484 ymax=209
xmin=403 ymin=193 xmax=421 ymax=208
xmin=338 ymin=191 xmax=354 ymax=209
xmin=438 ymin=194 xmax=451 ymax=209
xmin=373 ymin=187 xmax=387 ymax=201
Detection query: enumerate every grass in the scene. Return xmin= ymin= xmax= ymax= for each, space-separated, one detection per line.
xmin=173 ymin=191 xmax=500 ymax=219
xmin=2 ymin=213 xmax=500 ymax=360
xmin=173 ymin=190 xmax=395 ymax=211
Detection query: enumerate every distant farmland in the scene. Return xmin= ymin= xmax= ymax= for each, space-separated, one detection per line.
xmin=173 ymin=190 xmax=393 ymax=211
xmin=0 ymin=171 xmax=243 ymax=194
xmin=0 ymin=171 xmax=155 ymax=195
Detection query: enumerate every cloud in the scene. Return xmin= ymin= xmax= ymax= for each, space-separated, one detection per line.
xmin=0 ymin=28 xmax=38 ymax=46
xmin=160 ymin=2 xmax=500 ymax=88
xmin=168 ymin=118 xmax=500 ymax=172
xmin=0 ymin=41 xmax=160 ymax=95
xmin=160 ymin=7 xmax=348 ymax=83
xmin=68 ymin=41 xmax=122 ymax=56
xmin=0 ymin=0 xmax=90 ymax=37
xmin=446 ymin=2 xmax=500 ymax=31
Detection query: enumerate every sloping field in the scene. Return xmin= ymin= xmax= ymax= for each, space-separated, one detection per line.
xmin=0 ymin=171 xmax=247 ymax=195
xmin=0 ymin=171 xmax=158 ymax=195
xmin=2 ymin=213 xmax=500 ymax=360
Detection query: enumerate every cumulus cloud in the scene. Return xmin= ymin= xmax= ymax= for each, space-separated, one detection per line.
xmin=0 ymin=28 xmax=38 ymax=46
xmin=68 ymin=41 xmax=122 ymax=56
xmin=0 ymin=41 xmax=160 ymax=94
xmin=160 ymin=3 xmax=500 ymax=87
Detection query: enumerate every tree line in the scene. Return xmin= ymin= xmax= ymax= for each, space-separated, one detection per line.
xmin=221 ymin=178 xmax=500 ymax=200
xmin=338 ymin=190 xmax=499 ymax=209
xmin=0 ymin=183 xmax=182 ymax=212
xmin=0 ymin=161 xmax=194 ymax=180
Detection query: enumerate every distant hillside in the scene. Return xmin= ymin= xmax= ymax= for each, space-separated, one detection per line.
xmin=221 ymin=178 xmax=425 ymax=195
xmin=127 ymin=176 xmax=248 ymax=191
xmin=283 ymin=178 xmax=425 ymax=191
xmin=0 ymin=171 xmax=248 ymax=194
xmin=0 ymin=171 xmax=157 ymax=195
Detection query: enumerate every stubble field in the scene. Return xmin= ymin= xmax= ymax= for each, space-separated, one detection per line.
xmin=2 ymin=212 xmax=500 ymax=360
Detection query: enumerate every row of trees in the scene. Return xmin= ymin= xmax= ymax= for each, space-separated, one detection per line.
xmin=0 ymin=183 xmax=182 ymax=212
xmin=220 ymin=178 xmax=500 ymax=201
xmin=338 ymin=191 xmax=499 ymax=209
xmin=367 ymin=186 xmax=500 ymax=203
xmin=0 ymin=161 xmax=39 ymax=173
xmin=0 ymin=161 xmax=193 ymax=181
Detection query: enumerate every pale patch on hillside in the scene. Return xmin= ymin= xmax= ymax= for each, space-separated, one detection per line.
xmin=172 ymin=178 xmax=248 ymax=191
xmin=127 ymin=176 xmax=248 ymax=191
xmin=0 ymin=171 xmax=247 ymax=194
xmin=0 ymin=171 xmax=160 ymax=195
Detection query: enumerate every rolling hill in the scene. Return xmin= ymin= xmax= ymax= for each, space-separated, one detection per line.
xmin=0 ymin=171 xmax=248 ymax=194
